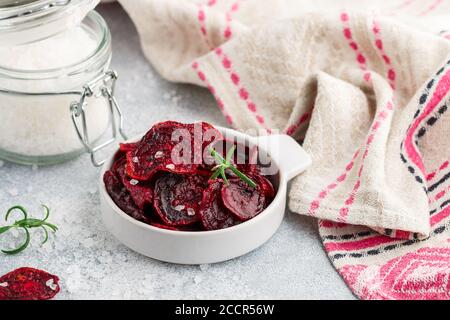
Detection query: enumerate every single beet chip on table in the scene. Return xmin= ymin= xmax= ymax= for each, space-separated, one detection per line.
xmin=104 ymin=121 xmax=276 ymax=231
xmin=0 ymin=267 xmax=60 ymax=300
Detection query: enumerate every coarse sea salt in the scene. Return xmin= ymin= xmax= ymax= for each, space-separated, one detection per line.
xmin=45 ymin=279 xmax=58 ymax=291
xmin=0 ymin=26 xmax=109 ymax=157
xmin=173 ymin=205 xmax=185 ymax=211
xmin=8 ymin=188 xmax=19 ymax=197
xmin=199 ymin=264 xmax=210 ymax=272
xmin=187 ymin=208 xmax=196 ymax=216
xmin=194 ymin=275 xmax=203 ymax=284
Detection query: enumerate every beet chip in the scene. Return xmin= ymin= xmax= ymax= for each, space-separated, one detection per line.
xmin=254 ymin=175 xmax=275 ymax=199
xmin=119 ymin=142 xmax=139 ymax=153
xmin=0 ymin=267 xmax=60 ymax=300
xmin=115 ymin=156 xmax=153 ymax=210
xmin=153 ymin=173 xmax=208 ymax=226
xmin=127 ymin=121 xmax=222 ymax=181
xmin=104 ymin=170 xmax=152 ymax=224
xmin=199 ymin=180 xmax=241 ymax=230
xmin=150 ymin=222 xmax=179 ymax=231
xmin=221 ymin=179 xmax=266 ymax=221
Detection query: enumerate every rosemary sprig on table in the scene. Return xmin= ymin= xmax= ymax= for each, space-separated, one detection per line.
xmin=0 ymin=205 xmax=58 ymax=255
xmin=210 ymin=145 xmax=257 ymax=188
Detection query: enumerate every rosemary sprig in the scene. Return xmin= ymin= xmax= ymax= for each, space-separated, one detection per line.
xmin=210 ymin=146 xmax=257 ymax=188
xmin=0 ymin=205 xmax=58 ymax=255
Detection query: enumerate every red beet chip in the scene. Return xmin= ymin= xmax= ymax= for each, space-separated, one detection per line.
xmin=221 ymin=179 xmax=266 ymax=221
xmin=0 ymin=267 xmax=60 ymax=300
xmin=126 ymin=121 xmax=222 ymax=181
xmin=153 ymin=173 xmax=208 ymax=226
xmin=177 ymin=222 xmax=205 ymax=231
xmin=234 ymin=164 xmax=260 ymax=178
xmin=199 ymin=180 xmax=241 ymax=230
xmin=119 ymin=142 xmax=139 ymax=153
xmin=115 ymin=156 xmax=153 ymax=210
xmin=103 ymin=170 xmax=152 ymax=224
xmin=150 ymin=222 xmax=179 ymax=231
xmin=254 ymin=175 xmax=275 ymax=199
xmin=149 ymin=222 xmax=205 ymax=232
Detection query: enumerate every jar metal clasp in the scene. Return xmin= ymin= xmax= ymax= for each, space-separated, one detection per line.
xmin=70 ymin=70 xmax=128 ymax=167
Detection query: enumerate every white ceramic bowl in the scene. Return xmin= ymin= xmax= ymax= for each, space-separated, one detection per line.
xmin=99 ymin=127 xmax=311 ymax=264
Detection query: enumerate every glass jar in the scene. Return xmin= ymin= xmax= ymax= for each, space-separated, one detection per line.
xmin=0 ymin=0 xmax=126 ymax=166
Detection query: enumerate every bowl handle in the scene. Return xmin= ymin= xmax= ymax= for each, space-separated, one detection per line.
xmin=255 ymin=134 xmax=312 ymax=181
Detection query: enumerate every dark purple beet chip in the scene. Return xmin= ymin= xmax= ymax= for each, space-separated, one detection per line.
xmin=150 ymin=222 xmax=205 ymax=232
xmin=146 ymin=208 xmax=204 ymax=231
xmin=221 ymin=179 xmax=266 ymax=221
xmin=199 ymin=180 xmax=241 ymax=230
xmin=254 ymin=175 xmax=275 ymax=199
xmin=115 ymin=156 xmax=153 ymax=210
xmin=126 ymin=121 xmax=222 ymax=181
xmin=153 ymin=173 xmax=208 ymax=226
xmin=103 ymin=170 xmax=152 ymax=224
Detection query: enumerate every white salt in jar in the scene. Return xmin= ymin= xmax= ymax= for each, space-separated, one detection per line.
xmin=0 ymin=0 xmax=126 ymax=166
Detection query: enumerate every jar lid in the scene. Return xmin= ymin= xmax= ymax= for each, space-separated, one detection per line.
xmin=0 ymin=0 xmax=99 ymax=45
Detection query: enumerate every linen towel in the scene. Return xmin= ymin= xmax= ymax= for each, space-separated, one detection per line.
xmin=117 ymin=0 xmax=450 ymax=299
